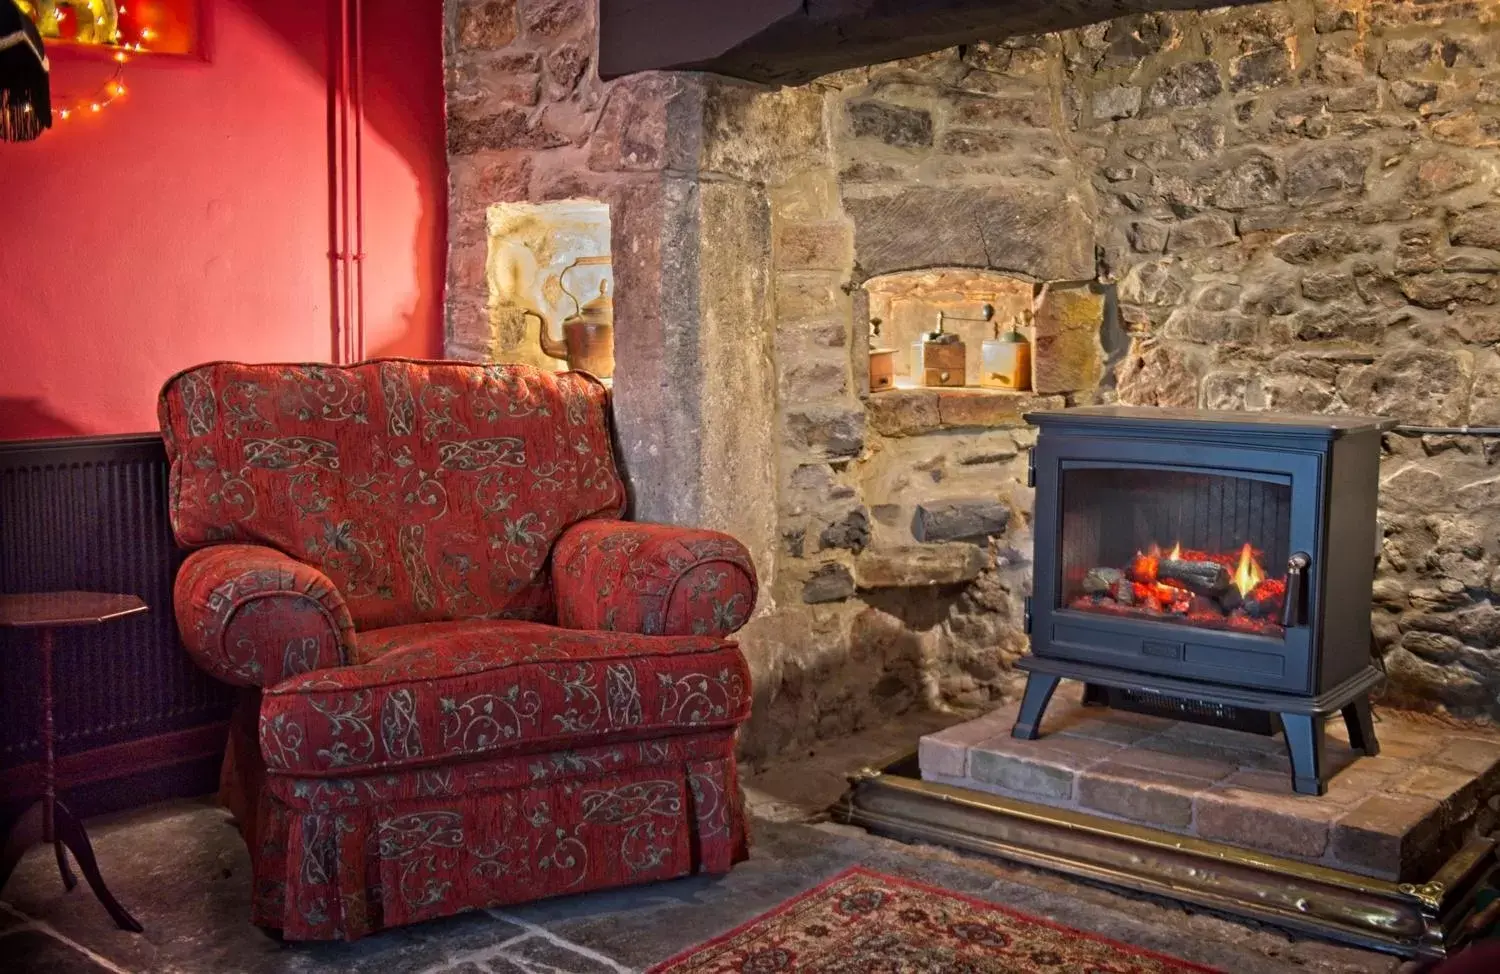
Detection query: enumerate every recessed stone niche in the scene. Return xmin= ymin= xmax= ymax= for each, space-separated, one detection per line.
xmin=861 ymin=269 xmax=1109 ymax=395
xmin=865 ymin=270 xmax=1033 ymax=387
xmin=485 ymin=199 xmax=613 ymax=374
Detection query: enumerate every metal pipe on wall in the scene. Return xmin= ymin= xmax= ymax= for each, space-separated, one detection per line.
xmin=327 ymin=0 xmax=366 ymax=364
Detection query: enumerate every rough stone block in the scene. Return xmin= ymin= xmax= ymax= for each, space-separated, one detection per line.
xmin=1166 ymin=215 xmax=1237 ymax=252
xmin=1231 ymin=47 xmax=1293 ymax=92
xmin=1077 ymin=761 xmax=1210 ymax=828
xmin=1129 ymin=221 xmax=1169 ymax=254
xmin=522 ymin=0 xmax=586 ymax=38
xmin=1145 ymin=61 xmax=1223 ymax=110
xmin=947 ymin=92 xmax=1051 ymax=128
xmin=449 ymin=108 xmax=570 ymax=154
xmin=1331 ymin=794 xmax=1445 ymax=880
xmin=1285 ymin=144 xmax=1371 ymax=205
xmin=937 ymin=391 xmax=1060 ymax=428
xmin=1093 ymin=85 xmax=1142 ymax=120
xmin=912 ymin=500 xmax=1011 ymax=544
xmin=776 ymin=275 xmax=847 ymax=323
xmin=845 ymin=186 xmax=1095 ymax=281
xmin=1413 ymin=155 xmax=1479 ymax=198
xmin=854 ymin=544 xmax=991 ymax=588
xmin=820 ymin=508 xmax=871 ymax=553
xmin=1195 ymin=786 xmax=1340 ymax=859
xmin=1451 ymin=207 xmax=1500 ymax=251
xmin=802 ymin=563 xmax=855 ymax=604
xmin=456 ymin=0 xmax=519 ymax=50
xmin=782 ymin=359 xmax=849 ymax=403
xmin=847 ymin=101 xmax=934 ymax=148
xmin=968 ymin=735 xmax=1122 ymax=800
xmin=586 ymin=74 xmax=675 ymax=171
xmin=785 ymin=406 xmax=866 ymax=458
xmin=868 ymin=390 xmax=941 ymax=436
xmin=1314 ymin=0 xmax=1359 ymax=33
xmin=1032 ymin=284 xmax=1105 ymax=395
xmin=776 ymin=221 xmax=854 ymax=271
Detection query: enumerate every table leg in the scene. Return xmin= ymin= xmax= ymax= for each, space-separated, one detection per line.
xmin=55 ymin=839 xmax=77 ymax=891
xmin=39 ymin=627 xmax=57 ymax=846
xmin=54 ymin=802 xmax=141 ymax=933
xmin=0 ymin=801 xmax=44 ymax=894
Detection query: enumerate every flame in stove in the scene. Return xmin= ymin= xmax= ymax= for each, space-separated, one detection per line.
xmin=1168 ymin=541 xmax=1182 ymax=561
xmin=1232 ymin=542 xmax=1265 ymax=597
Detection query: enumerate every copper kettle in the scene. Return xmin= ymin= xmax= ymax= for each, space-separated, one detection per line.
xmin=535 ymin=256 xmax=614 ymax=378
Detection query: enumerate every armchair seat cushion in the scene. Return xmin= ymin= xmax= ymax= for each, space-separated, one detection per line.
xmin=259 ymin=620 xmax=750 ymax=778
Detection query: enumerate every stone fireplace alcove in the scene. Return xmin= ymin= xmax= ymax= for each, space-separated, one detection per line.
xmin=446 ymin=0 xmax=1500 ymax=762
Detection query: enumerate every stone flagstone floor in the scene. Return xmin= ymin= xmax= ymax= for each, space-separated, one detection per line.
xmin=0 ymin=712 xmax=1415 ymax=974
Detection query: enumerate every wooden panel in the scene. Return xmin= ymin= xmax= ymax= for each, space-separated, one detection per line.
xmin=0 ymin=434 xmax=232 ymax=809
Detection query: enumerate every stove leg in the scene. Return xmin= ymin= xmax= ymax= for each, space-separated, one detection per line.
xmin=1282 ymin=713 xmax=1326 ymax=796
xmin=1082 ymin=683 xmax=1108 ymax=707
xmin=1012 ymin=673 xmax=1061 ymax=740
xmin=1341 ymin=697 xmax=1380 ymax=757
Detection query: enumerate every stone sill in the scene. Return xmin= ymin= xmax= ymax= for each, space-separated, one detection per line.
xmin=867 ymin=387 xmax=1064 ymax=437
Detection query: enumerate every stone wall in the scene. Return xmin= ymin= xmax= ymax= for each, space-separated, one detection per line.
xmin=447 ymin=0 xmax=1500 ymax=759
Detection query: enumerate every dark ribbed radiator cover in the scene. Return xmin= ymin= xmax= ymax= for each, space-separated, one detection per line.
xmin=0 ymin=434 xmax=232 ymax=812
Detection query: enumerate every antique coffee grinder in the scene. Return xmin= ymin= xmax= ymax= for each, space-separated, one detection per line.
xmin=868 ymin=317 xmax=896 ymax=391
xmin=913 ymin=304 xmax=991 ymax=387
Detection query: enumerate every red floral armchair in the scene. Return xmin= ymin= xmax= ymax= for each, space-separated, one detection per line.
xmin=159 ymin=360 xmax=756 ymax=940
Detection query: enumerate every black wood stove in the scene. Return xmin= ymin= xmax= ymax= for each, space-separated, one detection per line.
xmin=1014 ymin=406 xmax=1396 ymax=795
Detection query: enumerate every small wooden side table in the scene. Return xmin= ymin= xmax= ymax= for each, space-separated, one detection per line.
xmin=0 ymin=591 xmax=147 ymax=932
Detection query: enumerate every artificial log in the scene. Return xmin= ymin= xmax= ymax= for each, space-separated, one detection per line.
xmin=1083 ymin=567 xmax=1125 ymax=595
xmin=1155 ymin=559 xmax=1232 ymax=597
xmin=1243 ymin=595 xmax=1281 ymax=619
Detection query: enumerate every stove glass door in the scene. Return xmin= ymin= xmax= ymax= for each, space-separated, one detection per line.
xmin=1058 ymin=465 xmax=1292 ymax=639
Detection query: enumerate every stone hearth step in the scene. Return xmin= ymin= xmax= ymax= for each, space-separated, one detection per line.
xmin=919 ymin=683 xmax=1500 ymax=882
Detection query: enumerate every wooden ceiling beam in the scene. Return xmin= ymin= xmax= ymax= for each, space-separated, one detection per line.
xmin=599 ymin=0 xmax=1256 ymax=86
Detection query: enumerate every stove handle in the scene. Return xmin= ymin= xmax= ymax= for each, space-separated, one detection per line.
xmin=1281 ymin=552 xmax=1311 ymax=628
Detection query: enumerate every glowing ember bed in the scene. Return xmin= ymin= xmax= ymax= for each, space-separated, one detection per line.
xmin=1013 ymin=406 xmax=1396 ymax=796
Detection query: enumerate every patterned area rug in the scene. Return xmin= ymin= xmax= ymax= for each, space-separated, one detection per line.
xmin=650 ymin=867 xmax=1219 ymax=973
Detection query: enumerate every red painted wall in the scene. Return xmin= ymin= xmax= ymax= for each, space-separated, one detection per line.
xmin=0 ymin=1 xmax=447 ymax=439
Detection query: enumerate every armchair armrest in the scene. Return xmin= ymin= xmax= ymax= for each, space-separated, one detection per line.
xmin=174 ymin=544 xmax=356 ymax=687
xmin=552 ymin=520 xmax=757 ymax=637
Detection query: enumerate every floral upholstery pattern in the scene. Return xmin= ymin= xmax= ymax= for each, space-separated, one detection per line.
xmin=249 ymin=739 xmax=746 ymax=939
xmin=553 ymin=520 xmax=756 ymax=636
xmin=259 ymin=620 xmax=750 ymax=777
xmin=160 ymin=359 xmax=757 ymax=940
xmin=174 ymin=544 xmax=356 ymax=687
xmin=160 ymin=360 xmax=626 ymax=632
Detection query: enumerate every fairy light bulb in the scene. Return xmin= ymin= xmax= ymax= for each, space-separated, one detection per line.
xmin=91 ymin=103 xmax=101 ymax=112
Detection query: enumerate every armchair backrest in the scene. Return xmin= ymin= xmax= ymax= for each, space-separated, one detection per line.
xmin=159 ymin=359 xmax=627 ymax=630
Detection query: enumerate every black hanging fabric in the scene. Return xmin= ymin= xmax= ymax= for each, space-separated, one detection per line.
xmin=1 ymin=0 xmax=50 ymax=141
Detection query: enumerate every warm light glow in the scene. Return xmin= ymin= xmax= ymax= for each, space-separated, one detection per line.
xmin=1232 ymin=543 xmax=1265 ymax=598
xmin=90 ymin=103 xmax=101 ymax=112
xmin=1168 ymin=541 xmax=1182 ymax=561
xmin=58 ymin=109 xmax=71 ymax=118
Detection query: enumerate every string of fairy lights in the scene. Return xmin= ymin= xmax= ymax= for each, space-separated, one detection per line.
xmin=18 ymin=1 xmax=156 ymax=122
